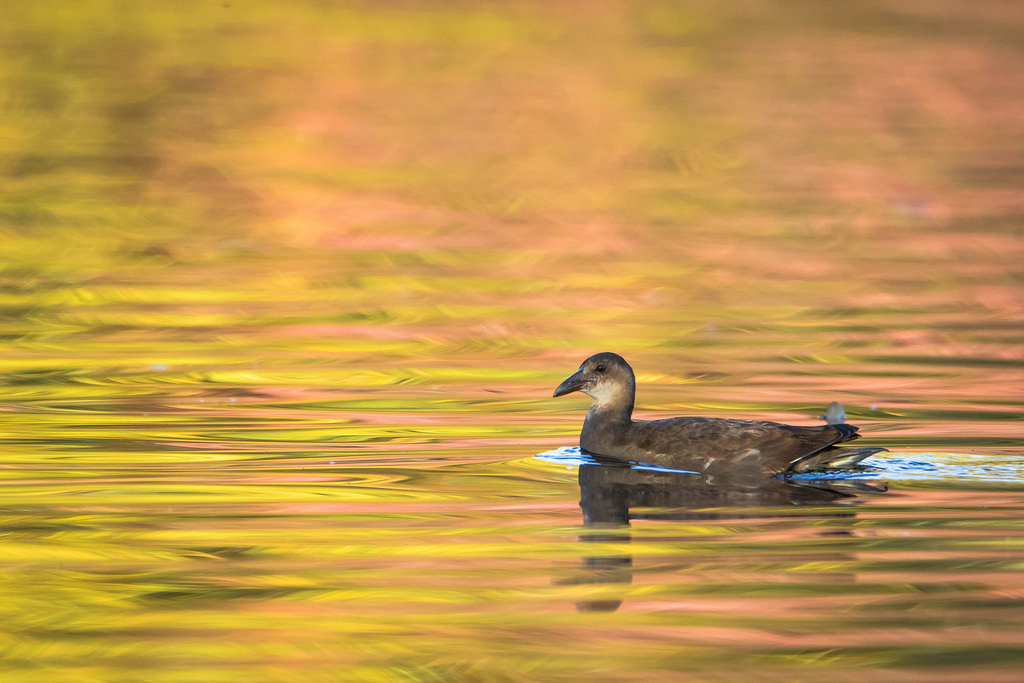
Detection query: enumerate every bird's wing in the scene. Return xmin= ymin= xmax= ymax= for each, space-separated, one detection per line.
xmin=627 ymin=417 xmax=860 ymax=472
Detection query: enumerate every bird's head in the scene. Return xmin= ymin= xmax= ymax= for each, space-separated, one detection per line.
xmin=553 ymin=352 xmax=635 ymax=409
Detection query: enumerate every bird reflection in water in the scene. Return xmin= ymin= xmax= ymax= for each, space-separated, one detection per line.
xmin=566 ymin=456 xmax=886 ymax=613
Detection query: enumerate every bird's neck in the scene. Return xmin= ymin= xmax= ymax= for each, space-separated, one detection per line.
xmin=579 ymin=379 xmax=636 ymax=455
xmin=581 ymin=397 xmax=633 ymax=456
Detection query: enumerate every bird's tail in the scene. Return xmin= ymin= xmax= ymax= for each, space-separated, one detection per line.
xmin=789 ymin=446 xmax=887 ymax=473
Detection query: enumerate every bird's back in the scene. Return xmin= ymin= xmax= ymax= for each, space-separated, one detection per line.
xmin=581 ymin=415 xmax=861 ymax=476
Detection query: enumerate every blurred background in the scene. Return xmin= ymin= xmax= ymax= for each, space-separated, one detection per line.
xmin=3 ymin=0 xmax=1021 ymax=432
xmin=3 ymin=0 xmax=1022 ymax=419
xmin=1 ymin=1 xmax=1023 ymax=679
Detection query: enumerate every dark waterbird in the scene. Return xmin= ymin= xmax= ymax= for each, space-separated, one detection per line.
xmin=554 ymin=352 xmax=886 ymax=480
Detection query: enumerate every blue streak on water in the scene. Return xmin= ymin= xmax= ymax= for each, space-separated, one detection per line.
xmin=536 ymin=446 xmax=701 ymax=475
xmin=824 ymin=452 xmax=1024 ymax=484
xmin=538 ymin=447 xmax=1024 ymax=484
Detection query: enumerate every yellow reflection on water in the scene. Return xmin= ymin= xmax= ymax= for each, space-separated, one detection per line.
xmin=1 ymin=0 xmax=1023 ymax=679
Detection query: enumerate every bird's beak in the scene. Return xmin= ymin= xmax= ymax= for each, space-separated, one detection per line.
xmin=553 ymin=369 xmax=587 ymax=397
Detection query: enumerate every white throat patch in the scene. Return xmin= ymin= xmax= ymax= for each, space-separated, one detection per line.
xmin=582 ymin=381 xmax=626 ymax=409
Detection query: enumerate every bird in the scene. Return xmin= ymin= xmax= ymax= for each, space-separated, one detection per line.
xmin=553 ymin=352 xmax=885 ymax=480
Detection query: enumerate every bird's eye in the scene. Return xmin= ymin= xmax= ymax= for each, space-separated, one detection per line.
xmin=595 ymin=364 xmax=606 ymax=373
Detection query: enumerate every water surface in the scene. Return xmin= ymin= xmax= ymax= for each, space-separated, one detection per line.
xmin=1 ymin=1 xmax=1023 ymax=680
